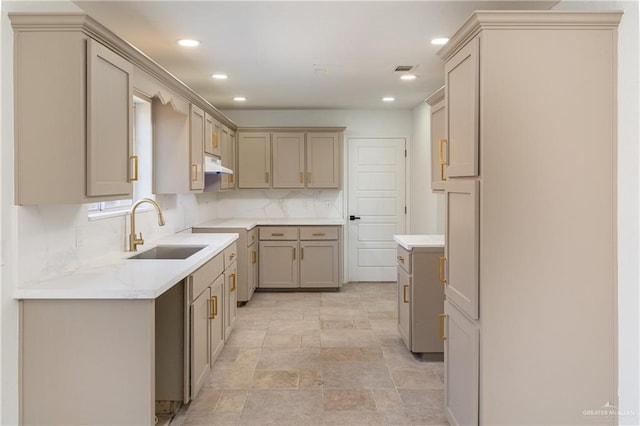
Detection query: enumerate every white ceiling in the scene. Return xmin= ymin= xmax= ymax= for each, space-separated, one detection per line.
xmin=74 ymin=1 xmax=557 ymax=110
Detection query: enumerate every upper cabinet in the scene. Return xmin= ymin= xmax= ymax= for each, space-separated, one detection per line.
xmin=237 ymin=128 xmax=344 ymax=190
xmin=426 ymin=87 xmax=445 ymax=192
xmin=205 ymin=116 xmax=222 ymax=158
xmin=12 ymin=15 xmax=134 ymax=205
xmin=189 ymin=104 xmax=205 ymax=191
xmin=220 ymin=126 xmax=236 ymax=190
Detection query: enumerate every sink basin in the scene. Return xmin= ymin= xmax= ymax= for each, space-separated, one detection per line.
xmin=127 ymin=245 xmax=207 ymax=260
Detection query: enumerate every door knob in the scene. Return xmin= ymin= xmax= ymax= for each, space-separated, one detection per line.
xmin=349 ymin=215 xmax=361 ymax=221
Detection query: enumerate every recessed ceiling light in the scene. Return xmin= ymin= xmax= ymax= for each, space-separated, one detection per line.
xmin=177 ymin=39 xmax=200 ymax=47
xmin=211 ymin=73 xmax=228 ymax=80
xmin=382 ymin=97 xmax=395 ymax=102
xmin=431 ymin=37 xmax=450 ymax=46
xmin=400 ymin=74 xmax=417 ymax=81
xmin=233 ymin=97 xmax=246 ymax=102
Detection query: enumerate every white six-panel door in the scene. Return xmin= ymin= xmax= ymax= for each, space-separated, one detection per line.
xmin=348 ymin=138 xmax=406 ymax=281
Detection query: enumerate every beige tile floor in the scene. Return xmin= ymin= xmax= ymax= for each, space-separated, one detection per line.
xmin=171 ymin=282 xmax=447 ymax=426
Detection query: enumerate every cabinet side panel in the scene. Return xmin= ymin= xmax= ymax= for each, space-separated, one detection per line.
xmin=479 ymin=28 xmax=616 ymax=424
xmin=21 ymin=300 xmax=154 ymax=425
xmin=14 ymin=31 xmax=86 ymax=204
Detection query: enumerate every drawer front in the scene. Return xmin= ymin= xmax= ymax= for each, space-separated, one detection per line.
xmin=259 ymin=226 xmax=298 ymax=240
xmin=299 ymin=226 xmax=339 ymax=240
xmin=224 ymin=242 xmax=238 ymax=268
xmin=397 ymin=246 xmax=412 ymax=273
xmin=190 ymin=254 xmax=224 ymax=301
xmin=247 ymin=228 xmax=258 ymax=246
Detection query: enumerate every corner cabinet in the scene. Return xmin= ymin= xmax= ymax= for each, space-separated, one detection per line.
xmin=11 ymin=14 xmax=135 ymax=205
xmin=237 ymin=128 xmax=345 ymax=190
xmin=438 ymin=11 xmax=621 ymax=425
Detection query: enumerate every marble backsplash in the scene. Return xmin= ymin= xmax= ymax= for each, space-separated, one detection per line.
xmin=216 ymin=189 xmax=343 ymax=219
xmin=18 ymin=193 xmax=218 ymax=286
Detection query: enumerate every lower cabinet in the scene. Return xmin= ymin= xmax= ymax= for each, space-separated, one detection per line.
xmin=248 ymin=239 xmax=258 ymax=297
xmin=444 ymin=300 xmax=480 ymax=426
xmin=224 ymin=260 xmax=238 ymax=340
xmin=258 ymin=226 xmax=342 ymax=289
xmin=397 ymin=266 xmax=411 ymax=347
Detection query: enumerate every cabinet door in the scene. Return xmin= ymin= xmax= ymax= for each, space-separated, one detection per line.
xmin=306 ymin=132 xmax=340 ymax=188
xmin=211 ymin=119 xmax=222 ymax=157
xmin=190 ymin=287 xmax=210 ymax=399
xmin=220 ymin=126 xmax=231 ymax=189
xmin=300 ymin=240 xmax=339 ymax=288
xmin=444 ymin=300 xmax=479 ymax=426
xmin=86 ymin=39 xmax=134 ymax=197
xmin=204 ymin=112 xmax=214 ymax=155
xmin=238 ymin=132 xmax=271 ymax=188
xmin=445 ymin=37 xmax=479 ymax=178
xmin=445 ymin=180 xmax=480 ymax=319
xmin=397 ymin=265 xmax=411 ymax=350
xmin=430 ymin=98 xmax=446 ymax=192
xmin=259 ymin=241 xmax=298 ymax=288
xmin=209 ymin=275 xmax=224 ymax=364
xmin=224 ymin=262 xmax=238 ymax=340
xmin=189 ymin=104 xmax=205 ymax=190
xmin=272 ymin=132 xmax=305 ymax=188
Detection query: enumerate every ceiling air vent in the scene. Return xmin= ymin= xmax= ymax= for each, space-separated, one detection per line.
xmin=394 ymin=65 xmax=414 ymax=72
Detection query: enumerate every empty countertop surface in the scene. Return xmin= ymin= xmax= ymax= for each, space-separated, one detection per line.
xmin=393 ymin=235 xmax=445 ymax=250
xmin=194 ymin=217 xmax=345 ymax=230
xmin=15 ymin=232 xmax=238 ymax=300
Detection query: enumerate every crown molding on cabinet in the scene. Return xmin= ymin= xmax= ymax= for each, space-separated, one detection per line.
xmin=9 ymin=12 xmax=237 ymax=130
xmin=438 ymin=10 xmax=623 ymax=61
xmin=237 ymin=127 xmax=347 ymax=133
xmin=425 ymin=86 xmax=445 ymax=107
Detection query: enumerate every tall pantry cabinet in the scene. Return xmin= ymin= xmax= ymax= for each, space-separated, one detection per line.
xmin=437 ymin=11 xmax=621 ymax=425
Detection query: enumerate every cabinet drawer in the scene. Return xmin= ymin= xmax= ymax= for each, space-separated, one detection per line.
xmin=247 ymin=228 xmax=258 ymax=246
xmin=189 ymin=254 xmax=224 ymax=301
xmin=299 ymin=226 xmax=338 ymax=240
xmin=223 ymin=242 xmax=238 ymax=268
xmin=397 ymin=246 xmax=412 ymax=273
xmin=259 ymin=226 xmax=298 ymax=240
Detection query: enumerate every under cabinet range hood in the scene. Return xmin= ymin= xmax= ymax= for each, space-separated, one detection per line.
xmin=204 ymin=155 xmax=233 ymax=175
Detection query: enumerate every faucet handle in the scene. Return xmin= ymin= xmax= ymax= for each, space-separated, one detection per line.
xmin=137 ymin=232 xmax=144 ymax=245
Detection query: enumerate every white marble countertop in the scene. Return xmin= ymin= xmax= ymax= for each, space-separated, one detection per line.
xmin=15 ymin=232 xmax=238 ymax=300
xmin=194 ymin=217 xmax=346 ymax=230
xmin=393 ymin=234 xmax=445 ymax=250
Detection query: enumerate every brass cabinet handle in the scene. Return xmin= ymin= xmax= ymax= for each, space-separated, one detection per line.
xmin=439 ymin=139 xmax=448 ymax=181
xmin=300 ymin=172 xmax=304 ymax=184
xmin=265 ymin=172 xmax=270 ymax=183
xmin=301 ymin=247 xmax=304 ymax=260
xmin=229 ymin=173 xmax=234 ymax=184
xmin=252 ymin=250 xmax=257 ymax=264
xmin=230 ymin=273 xmax=236 ymax=292
xmin=229 ymin=253 xmax=236 ymax=260
xmin=293 ymin=247 xmax=296 ymax=260
xmin=438 ymin=256 xmax=447 ymax=285
xmin=397 ymin=255 xmax=405 ymax=264
xmin=213 ymin=132 xmax=219 ymax=148
xmin=209 ymin=295 xmax=218 ymax=319
xmin=403 ymin=284 xmax=409 ymax=303
xmin=130 ymin=155 xmax=139 ymax=181
xmin=271 ymin=232 xmax=284 ymax=237
xmin=312 ymin=232 xmax=326 ymax=237
xmin=439 ymin=314 xmax=447 ymax=341
xmin=192 ymin=163 xmax=198 ymax=181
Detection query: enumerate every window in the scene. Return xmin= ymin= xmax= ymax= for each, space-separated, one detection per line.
xmin=88 ymin=96 xmax=153 ymax=217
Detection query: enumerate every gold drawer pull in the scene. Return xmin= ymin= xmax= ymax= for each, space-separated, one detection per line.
xmin=209 ymin=295 xmax=218 ymax=319
xmin=312 ymin=232 xmax=326 ymax=237
xmin=230 ymin=273 xmax=236 ymax=292
xmin=438 ymin=256 xmax=447 ymax=285
xmin=439 ymin=314 xmax=446 ymax=341
xmin=130 ymin=155 xmax=139 ymax=181
xmin=213 ymin=132 xmax=219 ymax=148
xmin=252 ymin=250 xmax=257 ymax=264
xmin=192 ymin=163 xmax=198 ymax=181
xmin=397 ymin=255 xmax=405 ymax=263
xmin=229 ymin=253 xmax=236 ymax=260
xmin=271 ymin=232 xmax=284 ymax=237
xmin=403 ymin=284 xmax=409 ymax=303
xmin=439 ymin=139 xmax=448 ymax=181
xmin=301 ymin=247 xmax=304 ymax=260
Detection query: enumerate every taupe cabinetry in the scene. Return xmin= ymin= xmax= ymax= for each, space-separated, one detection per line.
xmin=259 ymin=226 xmax=341 ymax=289
xmin=438 ymin=12 xmax=620 ymax=425
xmin=190 ymin=104 xmax=205 ymax=190
xmin=220 ymin=126 xmax=236 ymax=190
xmin=426 ymin=87 xmax=445 ymax=192
xmin=237 ymin=128 xmax=344 ymax=189
xmin=396 ymin=243 xmax=445 ymax=354
xmin=223 ymin=243 xmax=238 ymax=340
xmin=11 ymin=15 xmax=134 ymax=204
xmin=204 ymin=113 xmax=215 ymax=156
xmin=192 ymin=227 xmax=258 ymax=303
xmin=238 ymin=132 xmax=271 ymax=188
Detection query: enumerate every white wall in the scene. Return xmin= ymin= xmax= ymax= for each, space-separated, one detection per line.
xmin=553 ymin=1 xmax=639 ymax=422
xmin=410 ymin=101 xmax=445 ymax=235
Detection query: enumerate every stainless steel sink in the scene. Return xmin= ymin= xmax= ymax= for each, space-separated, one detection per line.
xmin=127 ymin=245 xmax=207 ymax=260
